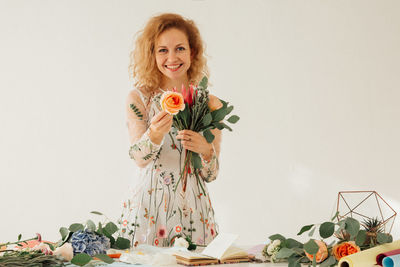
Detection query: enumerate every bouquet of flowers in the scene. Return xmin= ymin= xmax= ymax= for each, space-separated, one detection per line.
xmin=263 ymin=213 xmax=393 ymax=267
xmin=159 ymin=76 xmax=239 ymax=194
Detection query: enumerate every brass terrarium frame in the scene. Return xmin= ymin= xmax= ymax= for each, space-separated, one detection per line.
xmin=335 ymin=191 xmax=397 ymax=234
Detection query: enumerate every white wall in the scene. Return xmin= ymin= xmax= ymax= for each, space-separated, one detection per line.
xmin=1 ymin=0 xmax=399 ymax=246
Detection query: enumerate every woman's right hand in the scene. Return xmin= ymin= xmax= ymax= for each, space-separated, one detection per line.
xmin=149 ymin=111 xmax=173 ymax=145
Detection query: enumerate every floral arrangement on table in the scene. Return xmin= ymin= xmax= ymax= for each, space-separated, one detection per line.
xmin=0 ymin=211 xmax=131 ymax=266
xmin=263 ymin=213 xmax=393 ymax=267
xmin=158 ymin=76 xmax=240 ymax=194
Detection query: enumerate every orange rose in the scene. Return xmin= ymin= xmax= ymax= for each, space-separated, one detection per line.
xmin=305 ymin=240 xmax=329 ymax=263
xmin=160 ymin=91 xmax=185 ymax=115
xmin=208 ymin=95 xmax=223 ymax=112
xmin=332 ymin=241 xmax=361 ymax=260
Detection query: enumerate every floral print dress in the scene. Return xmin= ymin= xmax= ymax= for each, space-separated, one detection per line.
xmin=120 ymin=88 xmax=220 ymax=247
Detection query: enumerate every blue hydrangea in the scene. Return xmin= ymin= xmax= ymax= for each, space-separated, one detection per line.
xmin=70 ymin=229 xmax=110 ymax=256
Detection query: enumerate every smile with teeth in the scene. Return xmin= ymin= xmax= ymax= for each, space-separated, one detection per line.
xmin=165 ymin=63 xmax=183 ymax=71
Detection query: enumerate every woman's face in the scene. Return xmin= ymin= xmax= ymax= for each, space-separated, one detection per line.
xmin=155 ymin=28 xmax=191 ymax=83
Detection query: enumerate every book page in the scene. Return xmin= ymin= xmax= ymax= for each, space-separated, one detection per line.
xmin=201 ymin=233 xmax=238 ymax=259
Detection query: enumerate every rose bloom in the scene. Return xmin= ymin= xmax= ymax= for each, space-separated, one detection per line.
xmin=332 ymin=241 xmax=361 ymax=260
xmin=160 ymin=91 xmax=185 ymax=115
xmin=54 ymin=243 xmax=74 ymax=262
xmin=304 ymin=240 xmax=328 ymax=263
xmin=157 ymin=225 xmax=167 ymax=238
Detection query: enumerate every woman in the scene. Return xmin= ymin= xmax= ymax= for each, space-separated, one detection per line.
xmin=120 ymin=13 xmax=222 ymax=247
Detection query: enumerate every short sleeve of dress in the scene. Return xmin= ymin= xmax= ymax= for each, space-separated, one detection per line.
xmin=126 ymin=89 xmax=164 ymax=168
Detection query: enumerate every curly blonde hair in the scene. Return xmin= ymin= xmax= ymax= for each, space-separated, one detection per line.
xmin=129 ymin=13 xmax=209 ymax=94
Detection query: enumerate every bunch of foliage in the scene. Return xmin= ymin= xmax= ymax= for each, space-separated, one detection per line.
xmin=265 ymin=213 xmax=393 ymax=267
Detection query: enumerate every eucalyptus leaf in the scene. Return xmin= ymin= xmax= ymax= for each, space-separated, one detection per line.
xmin=269 ymin=234 xmax=286 ymax=241
xmin=202 ymin=113 xmax=212 ymax=126
xmin=297 ymin=224 xmax=314 ymax=235
xmin=59 ymin=227 xmax=69 ymax=240
xmin=17 ymin=234 xmax=22 ymax=241
xmin=69 ymin=223 xmax=84 ymax=232
xmin=203 ymin=129 xmax=215 ymax=143
xmin=93 ymin=254 xmax=114 ymax=264
xmin=227 ymin=115 xmax=240 ymax=124
xmin=199 ymin=76 xmax=208 ymax=90
xmin=115 ymin=237 xmax=131 ymax=249
xmin=331 ymin=211 xmax=339 ymax=221
xmin=304 ymin=239 xmax=319 ymax=255
xmin=377 ymin=232 xmax=390 ymax=244
xmin=225 ymin=105 xmax=234 ymax=116
xmin=319 ymin=222 xmax=335 ymax=239
xmin=320 ymin=256 xmax=337 ymax=267
xmin=355 ymin=230 xmax=367 ymax=246
xmin=275 ymin=247 xmax=295 ymax=259
xmin=90 ymin=211 xmax=103 ymax=216
xmin=284 ymin=238 xmax=303 ymax=249
xmin=86 ymin=220 xmax=96 ymax=232
xmin=211 ymin=108 xmax=227 ymax=122
xmin=71 ymin=253 xmax=92 ymax=266
xmin=345 ymin=217 xmax=360 ymax=237
xmin=220 ymin=122 xmax=233 ymax=131
xmin=191 ymin=152 xmax=203 ymax=170
xmin=105 ymin=222 xmax=118 ymax=235
xmin=288 ymin=255 xmax=302 ymax=267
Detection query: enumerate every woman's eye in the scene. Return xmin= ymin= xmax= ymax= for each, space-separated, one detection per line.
xmin=177 ymin=47 xmax=185 ymax=51
xmin=158 ymin=48 xmax=167 ymax=53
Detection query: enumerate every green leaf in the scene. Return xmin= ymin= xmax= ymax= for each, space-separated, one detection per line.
xmin=17 ymin=234 xmax=22 ymax=241
xmin=269 ymin=234 xmax=286 ymax=241
xmin=203 ymin=129 xmax=215 ymax=143
xmin=225 ymin=105 xmax=234 ymax=116
xmin=115 ymin=237 xmax=131 ymax=249
xmin=304 ymin=239 xmax=319 ymax=255
xmin=284 ymin=238 xmax=303 ymax=249
xmin=202 ymin=113 xmax=212 ymax=126
xmin=355 ymin=230 xmax=367 ymax=246
xmin=297 ymin=224 xmax=314 ymax=235
xmin=288 ymin=261 xmax=301 ymax=267
xmin=275 ymin=247 xmax=295 ymax=259
xmin=105 ymin=222 xmax=118 ymax=235
xmin=220 ymin=122 xmax=233 ymax=131
xmin=191 ymin=152 xmax=203 ymax=170
xmin=94 ymin=254 xmax=114 ymax=264
xmin=288 ymin=255 xmax=302 ymax=267
xmin=69 ymin=223 xmax=84 ymax=232
xmin=308 ymin=227 xmax=316 ymax=237
xmin=199 ymin=76 xmax=208 ymax=90
xmin=97 ymin=222 xmax=103 ymax=235
xmin=211 ymin=108 xmax=227 ymax=122
xmin=86 ymin=220 xmax=96 ymax=232
xmin=44 ymin=242 xmax=55 ymax=251
xmin=227 ymin=115 xmax=240 ymax=124
xmin=59 ymin=227 xmax=69 ymax=240
xmin=320 ymin=255 xmax=337 ymax=267
xmin=71 ymin=253 xmax=92 ymax=266
xmin=377 ymin=232 xmax=391 ymax=244
xmin=91 ymin=211 xmax=103 ymax=216
xmin=345 ymin=217 xmax=360 ymax=237
xmin=331 ymin=211 xmax=339 ymax=221
xmin=319 ymin=222 xmax=335 ymax=239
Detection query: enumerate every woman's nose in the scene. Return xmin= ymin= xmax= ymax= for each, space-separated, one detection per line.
xmin=168 ymin=51 xmax=178 ymax=61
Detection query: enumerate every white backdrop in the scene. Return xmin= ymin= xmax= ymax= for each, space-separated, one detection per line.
xmin=1 ymin=0 xmax=399 ymax=246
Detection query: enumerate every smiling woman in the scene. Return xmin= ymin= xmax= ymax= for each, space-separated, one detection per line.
xmin=120 ymin=13 xmax=221 ymax=247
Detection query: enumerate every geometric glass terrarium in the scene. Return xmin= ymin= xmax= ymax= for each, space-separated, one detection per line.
xmin=335 ymin=191 xmax=397 ymax=234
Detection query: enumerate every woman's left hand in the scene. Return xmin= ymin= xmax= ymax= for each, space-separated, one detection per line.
xmin=176 ymin=130 xmax=213 ymax=160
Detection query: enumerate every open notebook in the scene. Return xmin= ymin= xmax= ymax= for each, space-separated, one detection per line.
xmin=173 ymin=233 xmax=249 ymax=266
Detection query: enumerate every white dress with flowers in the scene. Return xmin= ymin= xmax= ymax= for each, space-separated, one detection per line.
xmin=119 ymin=88 xmax=220 ymax=247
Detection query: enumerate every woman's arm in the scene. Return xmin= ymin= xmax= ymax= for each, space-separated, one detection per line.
xmin=126 ymin=90 xmax=172 ymax=168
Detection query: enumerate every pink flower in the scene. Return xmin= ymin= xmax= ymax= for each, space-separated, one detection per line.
xmin=122 ymin=220 xmax=128 ymax=227
xmin=154 ymin=238 xmax=159 ymax=246
xmin=175 ymin=225 xmax=182 ymax=233
xmin=54 ymin=243 xmax=73 ymax=261
xmin=157 ymin=225 xmax=167 ymax=238
xmin=181 ymin=84 xmax=195 ymax=107
xmin=163 ymin=175 xmax=171 ymax=185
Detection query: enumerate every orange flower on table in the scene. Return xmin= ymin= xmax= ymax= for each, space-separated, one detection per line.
xmin=160 ymin=91 xmax=185 ymax=115
xmin=304 ymin=240 xmax=328 ymax=263
xmin=332 ymin=241 xmax=361 ymax=260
